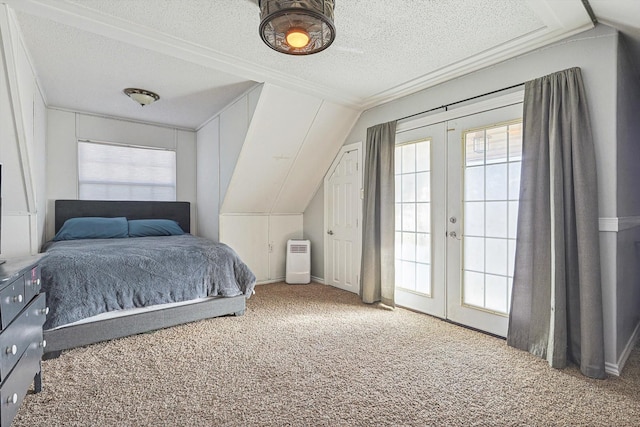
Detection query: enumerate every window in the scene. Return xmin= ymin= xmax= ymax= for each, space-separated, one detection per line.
xmin=78 ymin=141 xmax=176 ymax=201
xmin=394 ymin=139 xmax=432 ymax=296
xmin=462 ymin=121 xmax=522 ymax=314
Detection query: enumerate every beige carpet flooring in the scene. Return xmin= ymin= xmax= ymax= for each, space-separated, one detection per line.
xmin=14 ymin=283 xmax=640 ymax=426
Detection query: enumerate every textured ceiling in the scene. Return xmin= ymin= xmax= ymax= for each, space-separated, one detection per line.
xmin=6 ymin=0 xmax=606 ymax=129
xmin=63 ymin=0 xmax=544 ymax=99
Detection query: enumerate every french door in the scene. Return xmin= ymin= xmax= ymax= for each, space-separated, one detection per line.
xmin=394 ymin=101 xmax=523 ymax=337
xmin=394 ymin=122 xmax=446 ymax=317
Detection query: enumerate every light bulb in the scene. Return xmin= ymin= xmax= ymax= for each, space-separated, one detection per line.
xmin=286 ymin=28 xmax=310 ymax=48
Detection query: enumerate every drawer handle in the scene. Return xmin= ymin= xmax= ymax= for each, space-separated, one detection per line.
xmin=12 ymin=294 xmax=23 ymax=303
xmin=5 ymin=345 xmax=17 ymax=355
xmin=7 ymin=393 xmax=17 ymax=405
xmin=39 ymin=307 xmax=50 ymax=316
xmin=40 ymin=340 xmax=47 ymax=348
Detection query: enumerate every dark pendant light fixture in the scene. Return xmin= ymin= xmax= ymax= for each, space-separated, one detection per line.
xmin=259 ymin=0 xmax=336 ymax=55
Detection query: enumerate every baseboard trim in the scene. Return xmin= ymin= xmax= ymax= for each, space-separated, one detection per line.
xmin=255 ymin=279 xmax=284 ymax=285
xmin=605 ymin=321 xmax=640 ymax=376
xmin=311 ymin=276 xmax=325 ymax=284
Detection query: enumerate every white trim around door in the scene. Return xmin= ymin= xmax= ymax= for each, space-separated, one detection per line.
xmin=324 ymin=142 xmax=363 ymax=293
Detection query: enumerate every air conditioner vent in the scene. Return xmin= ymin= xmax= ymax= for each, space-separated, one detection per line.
xmin=290 ymin=244 xmax=308 ymax=254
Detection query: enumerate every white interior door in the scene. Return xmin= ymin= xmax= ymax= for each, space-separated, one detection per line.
xmin=446 ymin=104 xmax=523 ymax=337
xmin=394 ymin=122 xmax=446 ymax=317
xmin=325 ymin=144 xmax=361 ymax=293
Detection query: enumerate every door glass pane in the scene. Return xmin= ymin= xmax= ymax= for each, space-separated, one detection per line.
xmin=508 ymin=201 xmax=519 ymax=239
xmin=416 ymin=203 xmax=430 ymax=233
xmin=401 ymin=261 xmax=416 ymax=291
xmin=508 ymin=123 xmax=523 ymax=161
xmin=508 ymin=162 xmax=521 ymax=200
xmin=464 ymin=202 xmax=484 ymax=236
xmin=416 ymin=172 xmax=431 ymax=202
xmin=402 ymin=203 xmax=416 ymax=232
xmin=416 ymin=233 xmax=430 ymax=264
xmin=464 ymin=167 xmax=484 ymax=201
xmin=402 ymin=144 xmax=416 ymax=173
xmin=485 ymin=125 xmax=508 ymax=164
xmin=416 ymin=141 xmax=431 ymax=172
xmin=485 ymin=202 xmax=508 ymax=238
xmin=402 ymin=232 xmax=416 ymax=262
xmin=486 ymin=164 xmax=507 ymax=200
xmin=402 ymin=175 xmax=415 ymax=202
xmin=464 ymin=236 xmax=484 ymax=272
xmin=463 ymin=271 xmax=484 ymax=307
xmin=462 ymin=120 xmax=522 ymax=315
xmin=395 ymin=139 xmax=432 ymax=296
xmin=485 ymin=238 xmax=508 ymax=276
xmin=416 ymin=263 xmax=431 ymax=295
xmin=465 ymin=130 xmax=485 ymax=166
xmin=485 ymin=274 xmax=508 ymax=313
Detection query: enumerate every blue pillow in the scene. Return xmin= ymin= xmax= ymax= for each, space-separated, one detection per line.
xmin=53 ymin=217 xmax=128 ymax=241
xmin=128 ymin=219 xmax=185 ymax=237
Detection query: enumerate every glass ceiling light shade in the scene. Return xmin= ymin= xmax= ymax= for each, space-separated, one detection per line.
xmin=259 ymin=0 xmax=336 ymax=55
xmin=123 ymin=88 xmax=160 ymax=106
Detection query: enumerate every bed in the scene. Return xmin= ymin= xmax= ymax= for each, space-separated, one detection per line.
xmin=41 ymin=200 xmax=256 ymax=359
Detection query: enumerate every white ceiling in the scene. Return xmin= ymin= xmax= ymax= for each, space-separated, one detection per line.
xmin=4 ymin=0 xmax=637 ymax=130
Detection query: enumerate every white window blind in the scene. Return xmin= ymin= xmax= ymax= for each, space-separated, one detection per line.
xmin=78 ymin=141 xmax=176 ymax=201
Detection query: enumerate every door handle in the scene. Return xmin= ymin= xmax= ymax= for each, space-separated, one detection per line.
xmin=327 ymin=230 xmax=334 ymax=235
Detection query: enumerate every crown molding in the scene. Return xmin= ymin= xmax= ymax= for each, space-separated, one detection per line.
xmin=362 ymin=0 xmax=594 ymax=109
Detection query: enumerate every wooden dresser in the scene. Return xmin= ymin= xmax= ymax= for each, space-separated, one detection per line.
xmin=0 ymin=255 xmax=47 ymax=427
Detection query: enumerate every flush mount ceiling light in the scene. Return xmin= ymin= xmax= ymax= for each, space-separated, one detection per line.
xmin=259 ymin=0 xmax=336 ymax=55
xmin=123 ymin=88 xmax=160 ymax=106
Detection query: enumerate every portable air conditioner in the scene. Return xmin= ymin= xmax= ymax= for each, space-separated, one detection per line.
xmin=286 ymin=239 xmax=311 ymax=284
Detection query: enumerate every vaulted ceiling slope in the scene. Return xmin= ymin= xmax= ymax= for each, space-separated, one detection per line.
xmin=4 ymin=0 xmax=604 ymax=130
xmin=221 ymin=84 xmax=360 ymax=214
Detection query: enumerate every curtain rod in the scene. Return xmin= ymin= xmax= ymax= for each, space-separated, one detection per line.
xmin=397 ymin=82 xmax=525 ymax=123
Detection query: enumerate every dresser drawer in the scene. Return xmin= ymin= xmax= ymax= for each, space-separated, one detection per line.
xmin=0 ymin=294 xmax=46 ymax=383
xmin=0 ymin=344 xmax=41 ymax=427
xmin=0 ymin=277 xmax=26 ymax=331
xmin=23 ymin=266 xmax=41 ymax=303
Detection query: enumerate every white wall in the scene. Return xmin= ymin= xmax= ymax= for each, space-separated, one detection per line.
xmin=613 ymin=32 xmax=640 ymax=371
xmin=196 ymin=84 xmax=262 ymax=241
xmin=0 ymin=7 xmax=47 ymax=257
xmin=221 ymin=84 xmax=360 ymax=215
xmin=196 ymin=116 xmax=220 ymax=241
xmin=303 ymin=185 xmax=324 ymax=281
xmin=45 ymin=111 xmax=197 ymax=241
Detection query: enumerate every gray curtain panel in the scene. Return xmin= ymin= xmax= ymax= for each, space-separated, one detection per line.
xmin=361 ymin=121 xmax=397 ymax=306
xmin=507 ymin=67 xmax=605 ymax=379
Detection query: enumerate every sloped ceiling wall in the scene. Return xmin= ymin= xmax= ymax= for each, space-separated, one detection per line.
xmin=221 ymin=84 xmax=360 ymax=214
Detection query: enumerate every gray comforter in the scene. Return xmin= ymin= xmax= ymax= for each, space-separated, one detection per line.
xmin=40 ymin=235 xmax=256 ymax=330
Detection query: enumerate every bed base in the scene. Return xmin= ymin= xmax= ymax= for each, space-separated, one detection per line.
xmin=43 ymin=295 xmax=246 ymax=359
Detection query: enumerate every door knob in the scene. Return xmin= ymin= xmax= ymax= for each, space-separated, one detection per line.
xmin=327 ymin=230 xmax=334 ymax=235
